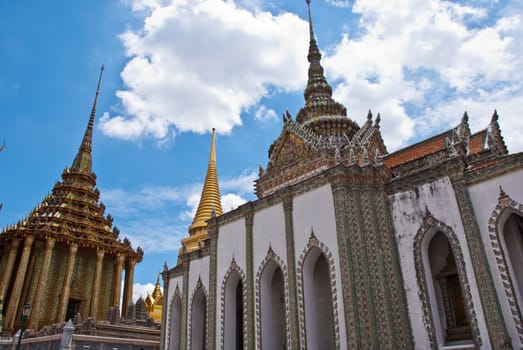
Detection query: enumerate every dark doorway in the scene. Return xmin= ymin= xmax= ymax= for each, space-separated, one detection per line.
xmin=66 ymin=299 xmax=81 ymax=322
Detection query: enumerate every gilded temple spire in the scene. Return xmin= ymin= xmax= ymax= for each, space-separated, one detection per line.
xmin=182 ymin=129 xmax=222 ymax=252
xmin=152 ymin=274 xmax=162 ymax=300
xmin=189 ymin=129 xmax=223 ymax=236
xmin=71 ymin=65 xmax=104 ymax=174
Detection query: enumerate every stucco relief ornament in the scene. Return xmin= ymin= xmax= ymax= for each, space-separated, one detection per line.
xmin=308 ymin=228 xmax=319 ymax=246
xmin=424 ymin=205 xmax=434 ymax=225
xmin=196 ymin=277 xmax=203 ymax=290
xmin=267 ymin=244 xmax=275 ymax=259
xmin=498 ymin=185 xmax=511 ymax=208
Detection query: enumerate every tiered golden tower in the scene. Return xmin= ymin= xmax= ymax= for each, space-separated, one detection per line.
xmin=181 ymin=128 xmax=223 ymax=252
xmin=0 ymin=67 xmax=143 ymax=333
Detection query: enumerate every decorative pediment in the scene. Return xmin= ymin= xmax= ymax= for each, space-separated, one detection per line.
xmin=268 ymin=128 xmax=317 ymax=171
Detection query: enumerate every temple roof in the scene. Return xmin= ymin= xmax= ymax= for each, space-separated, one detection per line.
xmin=0 ymin=67 xmax=143 ymax=260
xmin=383 ymin=110 xmax=508 ymax=169
xmin=255 ymin=0 xmax=387 ymax=198
xmin=189 ymin=128 xmax=223 ymax=236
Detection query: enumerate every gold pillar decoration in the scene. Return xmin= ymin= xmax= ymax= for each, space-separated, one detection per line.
xmin=4 ymin=235 xmax=34 ymax=329
xmin=0 ymin=238 xmax=20 ymax=300
xmin=89 ymin=249 xmax=105 ymax=319
xmin=56 ymin=243 xmax=78 ymax=323
xmin=123 ymin=258 xmax=136 ymax=317
xmin=29 ymin=237 xmax=56 ymax=329
xmin=113 ymin=254 xmax=126 ymax=308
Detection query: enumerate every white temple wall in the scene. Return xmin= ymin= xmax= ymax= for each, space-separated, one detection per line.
xmin=188 ymin=255 xmax=210 ymax=295
xmin=252 ymin=203 xmax=287 ymax=269
xmin=468 ymin=168 xmax=523 ymax=348
xmin=292 ymin=184 xmax=347 ymax=349
xmin=252 ymin=203 xmax=287 ymax=347
xmin=389 ymin=176 xmax=491 ymax=349
xmin=215 ymin=218 xmax=247 ymax=349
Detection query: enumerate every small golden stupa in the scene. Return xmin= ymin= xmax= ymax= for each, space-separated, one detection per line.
xmin=145 ymin=274 xmax=163 ymax=322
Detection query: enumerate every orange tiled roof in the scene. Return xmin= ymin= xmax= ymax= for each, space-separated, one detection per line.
xmin=468 ymin=132 xmax=486 ymax=155
xmin=383 ymin=132 xmax=449 ymax=168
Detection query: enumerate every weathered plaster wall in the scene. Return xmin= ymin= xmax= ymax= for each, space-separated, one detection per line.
xmin=389 ymin=176 xmax=490 ymax=349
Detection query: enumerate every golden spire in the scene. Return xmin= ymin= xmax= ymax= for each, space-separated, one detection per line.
xmin=180 ymin=129 xmax=222 ymax=252
xmin=189 ymin=128 xmax=223 ymax=237
xmin=71 ymin=65 xmax=104 ymax=174
xmin=152 ymin=274 xmax=162 ymax=300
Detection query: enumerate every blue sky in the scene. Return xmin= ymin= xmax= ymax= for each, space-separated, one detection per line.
xmin=1 ymin=0 xmax=522 ymax=299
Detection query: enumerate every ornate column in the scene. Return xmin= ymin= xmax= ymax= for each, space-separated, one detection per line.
xmin=0 ymin=238 xmax=21 ymax=301
xmin=447 ymin=165 xmax=511 ymax=348
xmin=29 ymin=237 xmax=56 ymax=329
xmin=159 ymin=265 xmax=170 ymax=350
xmin=112 ymin=254 xmax=126 ymax=309
xmin=180 ymin=262 xmax=190 ymax=350
xmin=89 ymin=249 xmax=105 ymax=319
xmin=282 ymin=191 xmax=300 ymax=349
xmin=122 ymin=258 xmax=136 ymax=317
xmin=207 ymin=219 xmax=219 ymax=348
xmin=244 ymin=204 xmax=255 ymax=349
xmin=329 ymin=172 xmax=360 ymax=349
xmin=4 ymin=235 xmax=34 ymax=330
xmin=56 ymin=243 xmax=78 ymax=323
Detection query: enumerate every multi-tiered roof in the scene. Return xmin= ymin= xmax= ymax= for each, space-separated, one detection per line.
xmin=0 ymin=67 xmax=143 ymax=260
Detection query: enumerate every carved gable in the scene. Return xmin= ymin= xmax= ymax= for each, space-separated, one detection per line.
xmin=270 ymin=131 xmax=315 ymax=170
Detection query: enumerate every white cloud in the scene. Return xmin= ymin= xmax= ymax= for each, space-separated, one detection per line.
xmin=254 ymin=105 xmax=278 ymax=122
xmin=324 ymin=0 xmax=523 ymax=151
xmin=222 ymin=193 xmax=248 ymax=212
xmin=220 ymin=169 xmax=257 ymax=194
xmin=326 ymin=0 xmax=351 ymax=8
xmin=102 ymin=0 xmax=308 ymax=141
xmin=101 ymin=170 xmax=257 ymax=253
xmin=132 ymin=282 xmax=163 ymax=302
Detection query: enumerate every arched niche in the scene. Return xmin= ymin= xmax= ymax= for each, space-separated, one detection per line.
xmin=414 ymin=212 xmax=481 ymax=349
xmin=190 ymin=280 xmax=207 ymax=350
xmin=168 ymin=286 xmax=182 ymax=350
xmin=255 ymin=247 xmax=289 ymax=350
xmin=221 ymin=258 xmax=246 ymax=350
xmin=489 ymin=188 xmax=523 ymax=345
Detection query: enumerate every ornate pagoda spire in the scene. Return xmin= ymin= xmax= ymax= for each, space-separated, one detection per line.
xmin=297 ymin=0 xmax=347 ymax=124
xmin=152 ymin=273 xmax=162 ymax=300
xmin=71 ymin=65 xmax=104 ymax=175
xmin=0 ymin=65 xmax=143 ymax=261
xmin=187 ymin=128 xmax=223 ymax=244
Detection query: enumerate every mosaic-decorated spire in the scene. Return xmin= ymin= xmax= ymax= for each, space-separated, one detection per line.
xmin=71 ymin=65 xmax=104 ymax=175
xmin=297 ymin=0 xmax=347 ymax=124
xmin=0 ymin=66 xmax=143 ymax=261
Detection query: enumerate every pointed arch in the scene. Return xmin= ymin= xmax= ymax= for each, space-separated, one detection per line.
xmin=413 ymin=212 xmax=481 ymax=349
xmin=296 ymin=230 xmax=339 ymax=350
xmin=188 ymin=278 xmax=208 ymax=350
xmin=168 ymin=284 xmax=182 ymax=350
xmin=220 ymin=257 xmax=247 ymax=350
xmin=488 ymin=188 xmax=523 ymax=345
xmin=255 ymin=246 xmax=290 ymax=349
